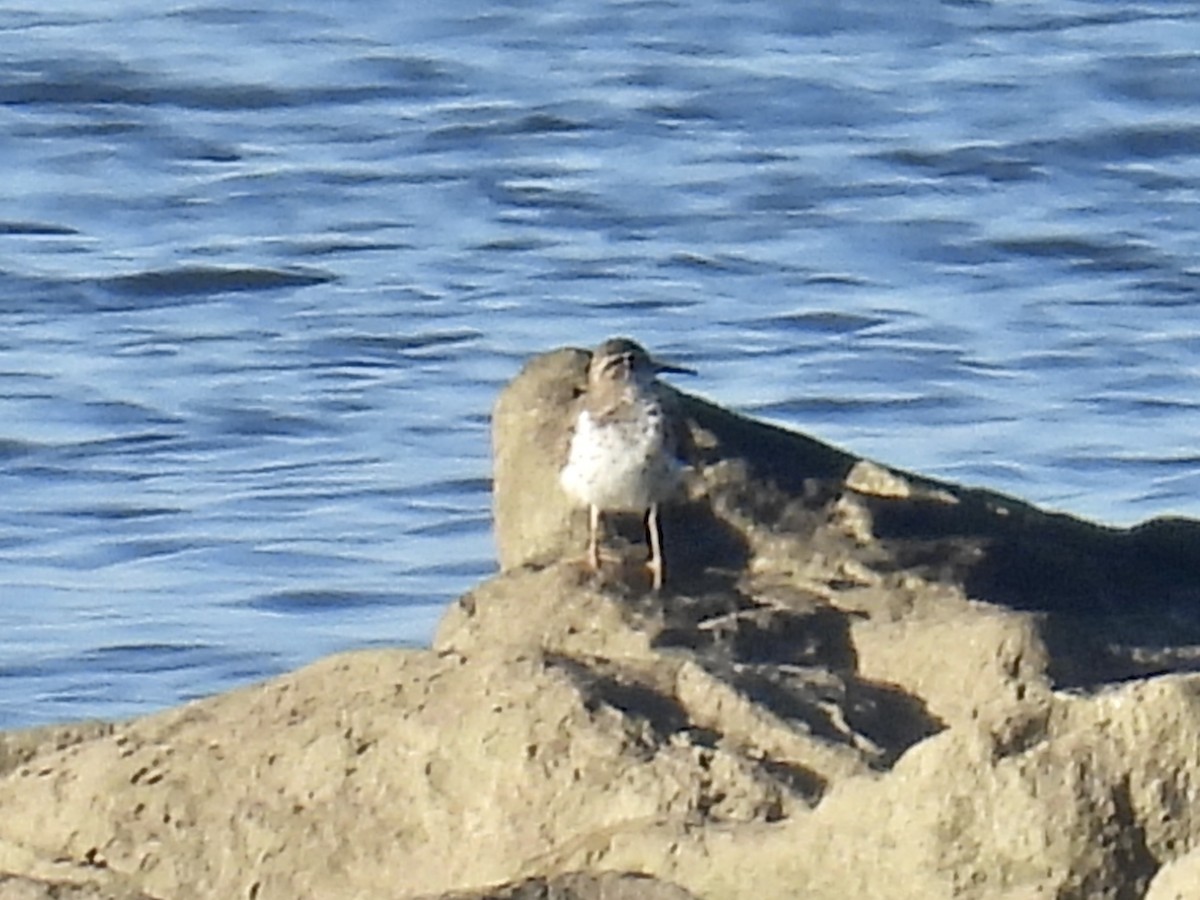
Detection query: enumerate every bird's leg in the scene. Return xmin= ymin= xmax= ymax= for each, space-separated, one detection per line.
xmin=587 ymin=504 xmax=602 ymax=572
xmin=646 ymin=503 xmax=664 ymax=591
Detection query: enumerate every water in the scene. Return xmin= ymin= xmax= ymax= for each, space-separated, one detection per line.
xmin=3 ymin=0 xmax=1200 ymax=729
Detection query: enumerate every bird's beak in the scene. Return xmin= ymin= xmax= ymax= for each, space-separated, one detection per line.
xmin=652 ymin=357 xmax=696 ymax=376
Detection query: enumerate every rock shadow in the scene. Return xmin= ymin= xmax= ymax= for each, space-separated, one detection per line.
xmin=650 ymin=586 xmax=942 ymax=771
xmin=597 ymin=496 xmax=751 ymax=591
xmin=863 ymin=490 xmax=1200 ymax=689
xmin=654 ymin=593 xmax=856 ymax=671
xmin=676 ymin=387 xmax=1200 ymax=692
xmin=544 ymin=651 xmax=824 ymax=807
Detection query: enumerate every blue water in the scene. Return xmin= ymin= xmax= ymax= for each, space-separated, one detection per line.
xmin=3 ymin=0 xmax=1200 ymax=728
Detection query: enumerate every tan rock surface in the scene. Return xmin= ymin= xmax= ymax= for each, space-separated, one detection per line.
xmin=5 ymin=343 xmax=1200 ymax=899
xmin=1147 ymin=847 xmax=1200 ymax=900
xmin=0 ymin=873 xmax=157 ymax=900
xmin=420 ymin=872 xmax=701 ymax=900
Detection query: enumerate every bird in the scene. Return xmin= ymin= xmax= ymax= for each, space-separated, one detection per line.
xmin=559 ymin=337 xmax=693 ymax=590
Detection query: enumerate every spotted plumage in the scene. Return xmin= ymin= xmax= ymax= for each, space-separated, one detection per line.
xmin=560 ymin=338 xmax=692 ymax=589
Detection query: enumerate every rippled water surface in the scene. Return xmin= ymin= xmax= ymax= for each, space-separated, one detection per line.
xmin=4 ymin=0 xmax=1200 ymax=727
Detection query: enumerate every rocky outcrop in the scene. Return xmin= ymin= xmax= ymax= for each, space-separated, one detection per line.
xmin=4 ymin=344 xmax=1200 ymax=899
xmin=418 ymin=872 xmax=702 ymax=900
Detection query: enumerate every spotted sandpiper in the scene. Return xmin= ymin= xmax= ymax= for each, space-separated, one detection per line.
xmin=559 ymin=337 xmax=693 ymax=590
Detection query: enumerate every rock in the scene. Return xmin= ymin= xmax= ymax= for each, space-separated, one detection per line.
xmin=0 ymin=721 xmax=115 ymax=779
xmin=0 ymin=874 xmax=156 ymax=900
xmin=1147 ymin=847 xmax=1200 ymax=900
xmin=0 ymin=826 xmax=155 ymax=900
xmin=420 ymin=872 xmax=702 ymax=900
xmin=6 ymin=343 xmax=1200 ymax=899
xmin=524 ymin=674 xmax=1200 ymax=900
xmin=491 ymin=347 xmax=590 ymax=572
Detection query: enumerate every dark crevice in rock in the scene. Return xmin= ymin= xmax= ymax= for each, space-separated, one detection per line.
xmin=638 ymin=576 xmax=940 ymax=770
xmin=841 ymin=680 xmax=945 ymax=767
xmin=590 ymin=675 xmax=691 ymax=737
xmin=726 ymin=605 xmax=857 ymax=669
xmin=728 ymin=666 xmax=942 ymax=769
xmin=544 ymin=654 xmax=690 ymax=739
xmin=752 ymin=757 xmax=826 ymax=810
xmin=541 ymin=651 xmax=835 ymax=806
xmin=1094 ymin=777 xmax=1157 ymax=900
xmin=654 ymin=592 xmax=855 ymax=671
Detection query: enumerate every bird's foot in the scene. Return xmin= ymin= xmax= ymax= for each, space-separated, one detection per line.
xmin=645 ymin=558 xmax=664 ymax=592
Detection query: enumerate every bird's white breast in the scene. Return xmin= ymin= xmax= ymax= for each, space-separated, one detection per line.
xmin=560 ymin=405 xmax=680 ymax=512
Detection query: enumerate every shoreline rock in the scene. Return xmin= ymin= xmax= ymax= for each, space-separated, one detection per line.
xmin=5 ymin=344 xmax=1200 ymax=899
